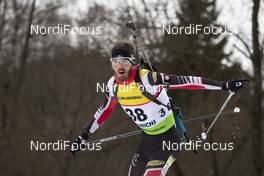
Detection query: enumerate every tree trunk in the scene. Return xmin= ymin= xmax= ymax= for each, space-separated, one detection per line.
xmin=251 ymin=0 xmax=263 ymax=176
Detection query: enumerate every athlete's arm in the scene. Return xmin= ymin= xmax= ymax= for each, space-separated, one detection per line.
xmin=70 ymin=92 xmax=116 ymax=156
xmin=164 ymin=75 xmax=223 ymax=90
xmin=70 ymin=77 xmax=117 ymax=156
xmin=146 ymin=72 xmax=245 ymax=91
xmin=84 ymin=92 xmax=117 ymax=136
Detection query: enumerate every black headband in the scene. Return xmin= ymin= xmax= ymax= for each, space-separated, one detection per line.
xmin=111 ymin=44 xmax=134 ymax=58
xmin=111 ymin=48 xmax=131 ymax=58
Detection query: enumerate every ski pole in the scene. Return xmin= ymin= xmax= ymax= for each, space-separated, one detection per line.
xmin=201 ymin=91 xmax=235 ymax=140
xmin=88 ymin=106 xmax=239 ymax=144
xmin=184 ymin=107 xmax=239 ymax=123
xmin=88 ymin=130 xmax=142 ymax=144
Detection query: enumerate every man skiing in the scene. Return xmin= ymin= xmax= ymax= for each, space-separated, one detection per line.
xmin=70 ymin=40 xmax=245 ymax=176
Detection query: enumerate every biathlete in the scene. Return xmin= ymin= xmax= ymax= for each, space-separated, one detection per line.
xmin=70 ymin=40 xmax=245 ymax=176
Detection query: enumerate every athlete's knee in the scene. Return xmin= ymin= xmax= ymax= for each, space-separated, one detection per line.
xmin=143 ymin=160 xmax=165 ymax=176
xmin=128 ymin=153 xmax=146 ymax=176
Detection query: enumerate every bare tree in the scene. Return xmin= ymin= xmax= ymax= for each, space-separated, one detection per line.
xmin=251 ymin=1 xmax=263 ymax=176
xmin=231 ymin=0 xmax=263 ymax=175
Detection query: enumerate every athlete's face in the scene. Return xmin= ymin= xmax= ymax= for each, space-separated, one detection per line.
xmin=111 ymin=59 xmax=133 ymax=81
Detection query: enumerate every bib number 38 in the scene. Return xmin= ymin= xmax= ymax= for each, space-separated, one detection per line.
xmin=125 ymin=108 xmax=147 ymax=122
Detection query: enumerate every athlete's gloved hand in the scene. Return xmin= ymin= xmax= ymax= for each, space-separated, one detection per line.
xmin=69 ymin=136 xmax=84 ymax=157
xmin=69 ymin=129 xmax=89 ymax=157
xmin=222 ymin=79 xmax=249 ymax=92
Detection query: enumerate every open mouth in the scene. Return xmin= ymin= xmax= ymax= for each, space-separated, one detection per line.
xmin=118 ymin=70 xmax=125 ymax=75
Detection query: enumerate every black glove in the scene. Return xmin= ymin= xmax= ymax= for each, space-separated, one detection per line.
xmin=222 ymin=79 xmax=249 ymax=92
xmin=70 ymin=129 xmax=90 ymax=157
